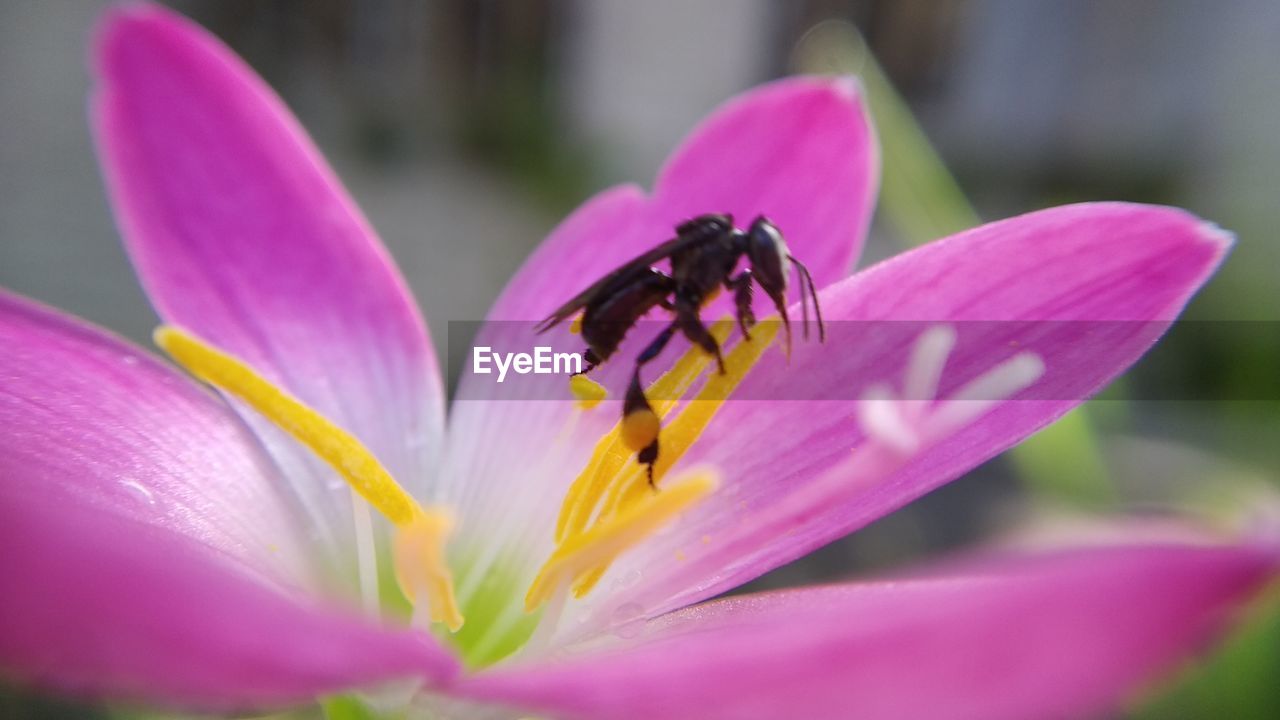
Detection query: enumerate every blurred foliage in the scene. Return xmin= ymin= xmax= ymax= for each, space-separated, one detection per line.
xmin=322 ymin=694 xmax=382 ymax=720
xmin=0 ymin=683 xmax=112 ymax=720
xmin=1131 ymin=585 xmax=1280 ymax=720
xmin=448 ymin=2 xmax=596 ymax=213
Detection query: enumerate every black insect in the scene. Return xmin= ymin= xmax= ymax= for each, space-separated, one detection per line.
xmin=536 ymin=213 xmax=824 ymax=484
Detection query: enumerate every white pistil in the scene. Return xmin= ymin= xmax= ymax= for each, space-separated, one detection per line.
xmin=903 ymin=324 xmax=956 ymax=403
xmin=857 ymin=324 xmax=1045 ymax=455
xmin=926 ymin=353 xmax=1045 ymax=438
xmin=454 ymin=409 xmax=584 ymax=605
xmin=857 ymin=384 xmax=921 ymax=454
xmin=448 ymin=408 xmax=589 ymax=661
xmin=521 ymin=585 xmax=568 ymax=658
xmin=351 ymin=490 xmax=380 ymax=616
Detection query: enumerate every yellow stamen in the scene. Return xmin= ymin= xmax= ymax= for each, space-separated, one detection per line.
xmin=567 ymin=559 xmax=610 ymax=599
xmin=154 ymin=326 xmax=465 ymax=630
xmin=569 ymin=374 xmax=607 ymax=409
xmin=626 ymin=320 xmax=779 ymax=488
xmin=528 ymin=319 xmax=779 ymax=609
xmin=156 ymin=326 xmax=418 ymax=524
xmin=554 ymin=319 xmax=733 ymax=543
xmin=568 ymin=321 xmax=780 ymax=597
xmin=394 ymin=509 xmax=465 ymax=631
xmin=524 ymin=471 xmax=719 ymax=611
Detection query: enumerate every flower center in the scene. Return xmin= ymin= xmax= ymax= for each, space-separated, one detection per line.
xmin=524 ymin=318 xmax=779 ymax=613
xmin=154 ymin=326 xmax=464 ymax=631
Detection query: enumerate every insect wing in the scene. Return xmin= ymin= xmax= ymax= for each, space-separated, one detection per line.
xmin=535 ymin=234 xmax=697 ymax=332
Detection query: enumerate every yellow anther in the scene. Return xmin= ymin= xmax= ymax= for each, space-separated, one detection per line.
xmin=525 ymin=471 xmax=718 ymax=611
xmin=554 ymin=319 xmax=733 ymax=544
xmin=568 ymin=560 xmax=609 ymax=598
xmin=155 ymin=326 xmax=465 ymax=630
xmin=529 ymin=319 xmax=779 ymax=606
xmin=651 ymin=318 xmax=778 ymax=479
xmin=610 ymin=321 xmax=779 ymax=513
xmin=564 ymin=321 xmax=779 ymax=598
xmin=569 ymin=374 xmax=607 ymax=409
xmin=394 ymin=508 xmax=465 ymax=631
xmin=569 ymin=315 xmax=583 ymax=335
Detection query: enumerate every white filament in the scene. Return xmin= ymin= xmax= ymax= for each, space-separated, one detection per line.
xmin=351 ymin=490 xmax=380 ymax=616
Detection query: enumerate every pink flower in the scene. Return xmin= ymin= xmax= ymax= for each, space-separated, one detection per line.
xmin=0 ymin=5 xmax=1275 ymax=719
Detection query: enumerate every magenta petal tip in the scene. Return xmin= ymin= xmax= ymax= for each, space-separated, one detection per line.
xmin=93 ymin=2 xmax=185 ymax=74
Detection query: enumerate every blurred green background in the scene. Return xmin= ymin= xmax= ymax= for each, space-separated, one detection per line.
xmin=1 ymin=1 xmax=1277 ymax=717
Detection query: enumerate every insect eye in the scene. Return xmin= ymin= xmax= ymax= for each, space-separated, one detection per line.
xmin=748 ymin=219 xmax=791 ymax=291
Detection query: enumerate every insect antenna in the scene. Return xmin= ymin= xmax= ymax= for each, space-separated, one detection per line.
xmin=789 ymin=256 xmax=826 ymax=342
xmin=781 ymin=309 xmax=792 ymax=360
xmin=797 ymin=264 xmax=810 ymax=341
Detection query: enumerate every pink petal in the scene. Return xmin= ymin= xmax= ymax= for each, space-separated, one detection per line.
xmin=490 ymin=76 xmax=877 ymax=323
xmin=652 ymin=75 xmax=878 ymax=288
xmin=0 ymin=289 xmax=310 ymax=589
xmin=458 ymin=535 xmax=1278 ymax=720
xmin=0 ymin=496 xmax=457 ymax=711
xmin=91 ymin=5 xmax=443 ymax=562
xmin=441 ymin=186 xmax=655 ymax=580
xmin=443 ymin=78 xmax=877 ymax=585
xmin=574 ymin=203 xmax=1232 ymax=626
xmin=0 ymin=291 xmax=458 ymax=709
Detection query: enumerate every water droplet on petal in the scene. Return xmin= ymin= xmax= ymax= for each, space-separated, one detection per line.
xmin=120 ymin=479 xmax=156 ymax=506
xmin=610 ymin=567 xmax=644 ymax=590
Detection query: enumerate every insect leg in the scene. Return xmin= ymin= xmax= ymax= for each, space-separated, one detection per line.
xmin=573 ymin=348 xmax=603 ymax=376
xmin=675 ymin=300 xmax=726 ymax=374
xmin=637 ymin=322 xmax=679 ymax=365
xmin=623 ymin=364 xmax=662 ymax=487
xmin=621 ymin=322 xmax=679 ymax=485
xmin=725 ymin=270 xmax=756 ymax=340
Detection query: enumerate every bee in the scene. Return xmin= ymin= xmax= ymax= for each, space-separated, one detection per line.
xmin=536 ymin=214 xmax=824 ymax=483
